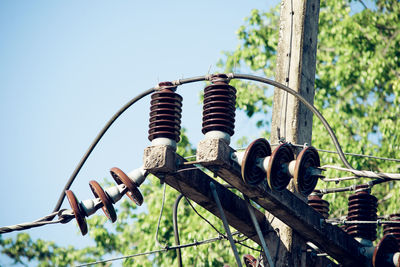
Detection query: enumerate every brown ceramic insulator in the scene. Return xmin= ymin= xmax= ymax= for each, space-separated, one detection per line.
xmin=110 ymin=167 xmax=144 ymax=206
xmin=308 ymin=194 xmax=330 ymax=219
xmin=267 ymin=143 xmax=294 ymax=191
xmin=346 ymin=189 xmax=378 ymax=241
xmin=148 ymin=82 xmax=182 ymax=142
xmin=241 ymin=138 xmax=271 ymax=186
xmin=202 ymin=74 xmax=236 ymax=136
xmin=243 ymin=254 xmax=259 ymax=267
xmin=65 ymin=190 xmax=88 ymax=236
xmin=383 ymin=214 xmax=400 ymax=247
xmin=293 ymin=146 xmax=322 ymax=196
xmin=89 ymin=180 xmax=117 ymax=223
xmin=372 ymin=234 xmax=400 ymax=267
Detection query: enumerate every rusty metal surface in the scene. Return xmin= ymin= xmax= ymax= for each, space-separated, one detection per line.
xmin=346 ymin=188 xmax=378 ymax=241
xmin=267 ymin=143 xmax=293 ymax=191
xmin=308 ymin=193 xmax=330 ymax=219
xmin=148 ymin=82 xmax=182 ymax=142
xmin=242 ymin=138 xmax=271 ymax=186
xmin=202 ymin=74 xmax=236 ymax=136
xmin=89 ymin=180 xmax=117 ymax=223
xmin=293 ymin=146 xmax=321 ymax=196
xmin=373 ymin=234 xmax=400 ymax=267
xmin=65 ymin=190 xmax=88 ymax=236
xmin=110 ymin=167 xmax=143 ymax=206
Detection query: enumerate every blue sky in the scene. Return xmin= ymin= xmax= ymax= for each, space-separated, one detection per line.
xmin=0 ymin=1 xmax=278 ymax=265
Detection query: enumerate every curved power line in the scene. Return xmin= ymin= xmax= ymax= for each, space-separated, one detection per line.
xmin=231 ymin=73 xmax=354 ymax=170
xmin=52 ymin=73 xmax=354 ymax=218
xmin=51 ymin=87 xmax=156 ymax=217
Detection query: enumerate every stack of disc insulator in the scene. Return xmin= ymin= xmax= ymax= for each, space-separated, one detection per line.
xmin=308 ymin=193 xmax=330 ymax=219
xmin=148 ymin=82 xmax=182 ymax=142
xmin=383 ymin=214 xmax=400 ymax=247
xmin=346 ymin=187 xmax=378 ymax=241
xmin=202 ymin=74 xmax=236 ymax=136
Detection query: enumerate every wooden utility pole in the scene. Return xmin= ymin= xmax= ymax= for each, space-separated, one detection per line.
xmin=269 ymin=0 xmax=320 ymax=266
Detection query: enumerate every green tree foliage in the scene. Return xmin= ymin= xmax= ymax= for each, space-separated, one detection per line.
xmin=1 ymin=0 xmax=400 ymax=265
xmin=220 ymin=0 xmax=400 ymax=219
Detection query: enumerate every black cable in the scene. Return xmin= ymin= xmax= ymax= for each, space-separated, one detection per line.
xmin=51 ymin=87 xmax=156 ymax=218
xmin=173 ymin=194 xmax=184 ymax=267
xmin=231 ymin=73 xmax=354 ymax=170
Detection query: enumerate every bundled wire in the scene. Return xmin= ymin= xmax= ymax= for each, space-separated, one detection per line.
xmin=0 ymin=209 xmax=74 ymax=234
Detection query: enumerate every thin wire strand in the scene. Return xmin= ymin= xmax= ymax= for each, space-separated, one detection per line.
xmin=322 ymin=165 xmax=400 ymax=180
xmin=172 ymin=174 xmax=262 ymax=252
xmin=235 ymin=143 xmax=400 ymax=163
xmin=155 ymin=183 xmax=168 ymax=248
xmin=321 ymin=176 xmax=359 ymax=183
xmin=285 ymin=143 xmax=400 ymax=163
xmin=76 ymin=233 xmax=237 ymax=267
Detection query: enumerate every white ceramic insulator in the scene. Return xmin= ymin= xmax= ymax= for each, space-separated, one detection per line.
xmin=393 ymin=252 xmax=400 ymax=266
xmin=205 ymin=130 xmax=231 ymax=144
xmin=127 ymin=166 xmax=147 ymax=185
xmin=288 ymin=160 xmax=297 ymax=176
xmin=256 ymin=156 xmax=271 ymax=173
xmin=80 ymin=198 xmax=102 ymax=217
xmin=105 ymin=183 xmax=126 ymax=204
xmin=232 ymin=151 xmax=245 ymax=166
xmin=151 ymin=137 xmax=176 ymax=150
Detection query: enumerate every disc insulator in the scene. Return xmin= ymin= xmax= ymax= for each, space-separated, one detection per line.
xmin=241 ymin=138 xmax=271 ymax=186
xmin=294 ymin=146 xmax=322 ymax=196
xmin=308 ymin=193 xmax=330 ymax=219
xmin=267 ymin=143 xmax=294 ymax=191
xmin=148 ymin=82 xmax=182 ymax=142
xmin=202 ymin=74 xmax=236 ymax=136
xmin=346 ymin=187 xmax=378 ymax=241
xmin=89 ymin=180 xmax=117 ymax=223
xmin=110 ymin=167 xmax=144 ymax=206
xmin=65 ymin=190 xmax=88 ymax=236
xmin=372 ymin=234 xmax=400 ymax=267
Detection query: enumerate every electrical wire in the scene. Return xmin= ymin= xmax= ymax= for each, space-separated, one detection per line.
xmin=173 ymin=194 xmax=184 ymax=267
xmin=172 ymin=174 xmax=262 ymax=252
xmin=51 ymin=87 xmax=157 ymax=218
xmin=326 ymin=219 xmax=400 ymax=225
xmin=322 ymin=165 xmax=400 ymax=180
xmin=76 ymin=233 xmax=240 ymax=267
xmin=231 ymin=73 xmax=354 ymax=170
xmin=53 ymin=73 xmax=356 ymax=217
xmin=0 ymin=209 xmax=74 ymax=234
xmin=286 ymin=143 xmax=400 ymax=163
xmin=155 ymin=183 xmax=168 ymax=248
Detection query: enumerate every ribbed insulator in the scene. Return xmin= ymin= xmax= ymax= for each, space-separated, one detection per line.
xmin=308 ymin=193 xmax=330 ymax=219
xmin=346 ymin=186 xmax=378 ymax=241
xmin=148 ymin=82 xmax=182 ymax=142
xmin=202 ymin=74 xmax=236 ymax=136
xmin=383 ymin=214 xmax=400 ymax=247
